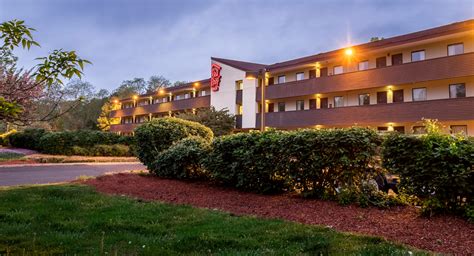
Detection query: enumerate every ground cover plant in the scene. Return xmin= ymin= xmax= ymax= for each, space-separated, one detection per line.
xmin=0 ymin=184 xmax=426 ymax=255
xmin=0 ymin=151 xmax=24 ymax=162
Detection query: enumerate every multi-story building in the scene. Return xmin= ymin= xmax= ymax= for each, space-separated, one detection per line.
xmin=110 ymin=19 xmax=474 ymax=135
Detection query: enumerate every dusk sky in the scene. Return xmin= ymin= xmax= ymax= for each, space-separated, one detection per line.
xmin=1 ymin=0 xmax=473 ymax=92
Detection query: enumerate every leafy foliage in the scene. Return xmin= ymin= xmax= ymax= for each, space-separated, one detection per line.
xmin=178 ymin=107 xmax=235 ymax=136
xmin=383 ymin=125 xmax=474 ymax=216
xmin=71 ymin=144 xmax=132 ymax=157
xmin=204 ymin=128 xmax=381 ymax=195
xmin=0 ymin=19 xmax=39 ymax=50
xmin=150 ymin=136 xmax=211 ymax=179
xmin=8 ymin=128 xmax=46 ymax=150
xmin=134 ymin=117 xmax=213 ymax=169
xmin=97 ymin=101 xmax=120 ymax=131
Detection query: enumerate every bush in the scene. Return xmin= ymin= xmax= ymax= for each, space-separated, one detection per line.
xmin=205 ymin=128 xmax=381 ymax=195
xmin=205 ymin=130 xmax=287 ymax=193
xmin=71 ymin=144 xmax=132 ymax=157
xmin=9 ymin=128 xmax=45 ymax=150
xmin=149 ymin=136 xmax=211 ymax=179
xmin=383 ymin=132 xmax=474 ymax=216
xmin=134 ymin=117 xmax=213 ymax=169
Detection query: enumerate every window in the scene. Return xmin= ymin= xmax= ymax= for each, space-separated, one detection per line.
xmin=309 ymin=69 xmax=316 ymax=79
xmin=278 ymin=75 xmax=286 ymax=84
xmin=412 ymin=88 xmax=427 ymax=101
xmin=412 ymin=126 xmax=426 ymax=134
xmin=334 ymin=96 xmax=344 ymax=107
xmin=358 ymin=61 xmax=369 ymax=71
xmin=296 ymin=100 xmax=304 ymax=111
xmin=162 ymin=97 xmax=168 ymax=103
xmin=450 ymin=125 xmax=467 ymax=135
xmin=448 ymin=43 xmax=463 ymax=56
xmin=320 ymin=98 xmax=328 ymax=109
xmin=201 ymin=90 xmax=207 ymax=97
xmin=377 ymin=91 xmax=387 ymax=104
xmin=309 ymin=99 xmax=317 ymax=109
xmin=296 ymin=72 xmax=304 ymax=81
xmin=394 ymin=126 xmax=405 ymax=133
xmin=393 ymin=89 xmax=404 ymax=103
xmin=268 ymin=77 xmax=274 ymax=85
xmin=449 ymin=83 xmax=466 ymax=98
xmin=278 ymin=102 xmax=285 ymax=112
xmin=235 ymin=80 xmax=243 ymax=90
xmin=267 ymin=103 xmax=274 ymax=113
xmin=391 ymin=53 xmax=403 ymax=65
xmin=236 ymin=104 xmax=243 ymax=115
xmin=184 ymin=93 xmax=190 ymax=99
xmin=411 ymin=50 xmax=425 ymax=62
xmin=333 ymin=66 xmax=343 ymax=75
xmin=358 ymin=94 xmax=370 ymax=106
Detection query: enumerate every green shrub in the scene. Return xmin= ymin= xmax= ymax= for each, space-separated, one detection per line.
xmin=9 ymin=128 xmax=46 ymax=150
xmin=134 ymin=117 xmax=213 ymax=169
xmin=149 ymin=136 xmax=211 ymax=179
xmin=204 ymin=130 xmax=287 ymax=193
xmin=71 ymin=146 xmax=89 ymax=156
xmin=38 ymin=132 xmax=77 ymax=155
xmin=205 ymin=128 xmax=381 ymax=195
xmin=71 ymin=144 xmax=132 ymax=157
xmin=383 ymin=132 xmax=474 ymax=215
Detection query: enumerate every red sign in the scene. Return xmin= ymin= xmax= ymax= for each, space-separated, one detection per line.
xmin=210 ymin=63 xmax=222 ymax=92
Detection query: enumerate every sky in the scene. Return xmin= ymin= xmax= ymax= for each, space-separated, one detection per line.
xmin=1 ymin=0 xmax=473 ymax=92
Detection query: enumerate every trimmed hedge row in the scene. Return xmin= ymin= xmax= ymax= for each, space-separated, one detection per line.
xmin=8 ymin=128 xmax=134 ymax=156
xmin=71 ymin=144 xmax=133 ymax=157
xmin=383 ymin=133 xmax=473 ymax=216
xmin=205 ymin=128 xmax=381 ymax=195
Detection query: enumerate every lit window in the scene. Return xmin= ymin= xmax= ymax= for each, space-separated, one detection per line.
xmin=278 ymin=102 xmax=285 ymax=112
xmin=296 ymin=100 xmax=304 ymax=111
xmin=448 ymin=43 xmax=463 ymax=56
xmin=411 ymin=50 xmax=425 ymax=62
xmin=334 ymin=96 xmax=344 ymax=107
xmin=358 ymin=94 xmax=370 ymax=105
xmin=412 ymin=88 xmax=427 ymax=101
xmin=235 ymin=80 xmax=243 ymax=90
xmin=333 ymin=66 xmax=343 ymax=75
xmin=450 ymin=125 xmax=467 ymax=135
xmin=201 ymin=90 xmax=206 ymax=96
xmin=449 ymin=83 xmax=466 ymax=98
xmin=358 ymin=61 xmax=369 ymax=71
xmin=278 ymin=75 xmax=286 ymax=84
xmin=296 ymin=72 xmax=304 ymax=81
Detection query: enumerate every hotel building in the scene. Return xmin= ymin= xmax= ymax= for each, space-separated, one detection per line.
xmin=110 ymin=19 xmax=474 ymax=135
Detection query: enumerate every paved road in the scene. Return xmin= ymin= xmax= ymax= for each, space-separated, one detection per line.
xmin=0 ymin=163 xmax=146 ymax=186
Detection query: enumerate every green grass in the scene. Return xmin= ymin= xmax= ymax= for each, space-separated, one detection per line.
xmin=0 ymin=185 xmax=428 ymax=255
xmin=0 ymin=152 xmax=25 ymax=162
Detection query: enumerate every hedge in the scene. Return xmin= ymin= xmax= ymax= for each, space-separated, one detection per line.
xmin=8 ymin=129 xmax=134 ymax=156
xmin=71 ymin=144 xmax=132 ymax=157
xmin=205 ymin=128 xmax=381 ymax=195
xmin=134 ymin=117 xmax=213 ymax=169
xmin=383 ymin=132 xmax=473 ymax=216
xmin=149 ymin=136 xmax=211 ymax=179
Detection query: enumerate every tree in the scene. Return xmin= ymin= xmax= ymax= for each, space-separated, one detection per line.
xmin=112 ymin=78 xmax=146 ymax=98
xmin=173 ymin=80 xmax=188 ymax=87
xmin=147 ymin=75 xmax=171 ymax=93
xmin=0 ymin=19 xmax=91 ymax=125
xmin=370 ymin=37 xmax=384 ymax=42
xmin=177 ymin=107 xmax=235 ymax=136
xmin=97 ymin=101 xmax=120 ymax=131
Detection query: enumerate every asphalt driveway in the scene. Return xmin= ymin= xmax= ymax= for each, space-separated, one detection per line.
xmin=0 ymin=163 xmax=146 ymax=186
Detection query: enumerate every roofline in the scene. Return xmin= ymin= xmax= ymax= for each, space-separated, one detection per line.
xmin=211 ymin=57 xmax=267 ymax=72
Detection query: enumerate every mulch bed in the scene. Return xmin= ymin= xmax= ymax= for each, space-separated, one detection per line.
xmin=84 ymin=173 xmax=474 ymax=255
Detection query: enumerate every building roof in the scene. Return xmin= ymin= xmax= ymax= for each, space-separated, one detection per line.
xmin=211 ymin=57 xmax=267 ymax=72
xmin=212 ymin=19 xmax=474 ymax=72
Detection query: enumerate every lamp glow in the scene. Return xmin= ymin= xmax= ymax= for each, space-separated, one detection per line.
xmin=344 ymin=48 xmax=353 ymax=56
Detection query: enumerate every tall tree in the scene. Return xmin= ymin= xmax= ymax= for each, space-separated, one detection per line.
xmin=147 ymin=75 xmax=171 ymax=93
xmin=97 ymin=101 xmax=120 ymax=131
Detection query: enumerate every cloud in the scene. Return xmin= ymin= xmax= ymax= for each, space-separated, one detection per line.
xmin=1 ymin=0 xmax=472 ymax=91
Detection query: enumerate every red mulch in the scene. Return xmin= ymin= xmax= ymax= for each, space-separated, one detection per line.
xmin=0 ymin=159 xmax=37 ymax=165
xmin=84 ymin=173 xmax=474 ymax=255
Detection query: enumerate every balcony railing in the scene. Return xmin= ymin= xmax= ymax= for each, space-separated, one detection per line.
xmin=257 ymin=52 xmax=474 ymax=101
xmin=256 ymin=97 xmax=474 ymax=128
xmin=110 ymin=95 xmax=211 ymax=118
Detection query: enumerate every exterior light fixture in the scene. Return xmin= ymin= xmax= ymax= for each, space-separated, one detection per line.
xmin=193 ymin=82 xmax=199 ymax=87
xmin=388 ymin=123 xmax=394 ymax=132
xmin=158 ymin=89 xmax=165 ymax=94
xmin=113 ymin=99 xmax=119 ymax=104
xmin=344 ymin=48 xmax=353 ymax=56
xmin=132 ymin=95 xmax=138 ymax=100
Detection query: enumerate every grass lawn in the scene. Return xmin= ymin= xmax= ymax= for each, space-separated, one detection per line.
xmin=0 ymin=185 xmax=427 ymax=255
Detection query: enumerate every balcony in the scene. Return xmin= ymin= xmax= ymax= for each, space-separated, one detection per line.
xmin=256 ymin=97 xmax=474 ymax=128
xmin=110 ymin=95 xmax=211 ymax=118
xmin=257 ymin=53 xmax=474 ymax=101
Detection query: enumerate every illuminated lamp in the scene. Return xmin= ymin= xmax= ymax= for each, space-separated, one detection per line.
xmin=344 ymin=48 xmax=353 ymax=56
